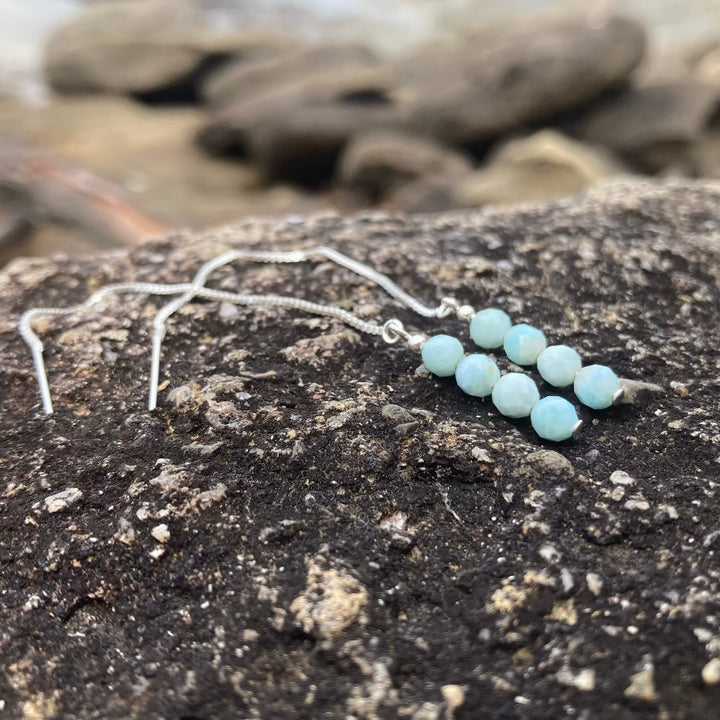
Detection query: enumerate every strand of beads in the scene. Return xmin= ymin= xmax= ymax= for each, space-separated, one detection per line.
xmin=420 ymin=334 xmax=582 ymax=442
xmin=466 ymin=306 xmax=624 ymax=410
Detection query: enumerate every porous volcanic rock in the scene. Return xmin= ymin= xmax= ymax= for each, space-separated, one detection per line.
xmin=1 ymin=180 xmax=720 ymax=719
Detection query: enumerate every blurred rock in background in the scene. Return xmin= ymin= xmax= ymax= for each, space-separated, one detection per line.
xmin=1 ymin=0 xmax=720 ymax=265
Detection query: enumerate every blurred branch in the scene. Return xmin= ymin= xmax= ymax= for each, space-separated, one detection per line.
xmin=0 ymin=134 xmax=172 ymax=252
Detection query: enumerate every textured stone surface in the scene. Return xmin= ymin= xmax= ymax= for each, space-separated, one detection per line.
xmin=1 ymin=180 xmax=720 ymax=718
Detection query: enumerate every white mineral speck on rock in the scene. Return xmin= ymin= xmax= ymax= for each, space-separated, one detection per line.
xmin=44 ymin=487 xmax=83 ymax=513
xmin=151 ymin=523 xmax=170 ymax=544
xmin=586 ymin=573 xmax=603 ymax=596
xmin=441 ymin=683 xmax=465 ymax=711
xmin=610 ymin=470 xmax=635 ymax=485
xmin=624 ymin=666 xmax=657 ymax=703
xmin=557 ymin=667 xmax=596 ymax=692
xmin=702 ymin=658 xmax=720 ymax=685
xmin=149 ymin=547 xmax=165 ymax=560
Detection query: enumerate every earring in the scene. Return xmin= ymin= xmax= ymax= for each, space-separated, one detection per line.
xmin=420 ymin=333 xmax=582 ymax=442
xmin=444 ymin=302 xmax=624 ymax=410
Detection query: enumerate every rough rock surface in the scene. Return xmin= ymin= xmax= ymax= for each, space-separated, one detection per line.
xmin=44 ymin=0 xmax=287 ymax=101
xmin=1 ymin=180 xmax=720 ymax=719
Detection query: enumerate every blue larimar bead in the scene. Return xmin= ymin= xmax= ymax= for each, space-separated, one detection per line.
xmin=455 ymin=354 xmax=500 ymax=398
xmin=530 ymin=396 xmax=580 ymax=441
xmin=503 ymin=324 xmax=547 ymax=365
xmin=537 ymin=344 xmax=582 ymax=388
xmin=491 ymin=372 xmax=540 ymax=418
xmin=574 ymin=364 xmax=621 ymax=409
xmin=469 ymin=308 xmax=512 ymax=349
xmin=421 ymin=334 xmax=464 ymax=377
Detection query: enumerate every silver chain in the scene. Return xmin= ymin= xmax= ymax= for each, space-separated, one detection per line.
xmin=19 ymin=246 xmax=446 ymax=414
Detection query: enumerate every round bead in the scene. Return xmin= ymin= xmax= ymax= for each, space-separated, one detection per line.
xmin=574 ymin=364 xmax=621 ymax=409
xmin=455 ymin=354 xmax=501 ymax=398
xmin=421 ymin=334 xmax=464 ymax=377
xmin=503 ymin=324 xmax=547 ymax=365
xmin=469 ymin=308 xmax=512 ymax=349
xmin=491 ymin=373 xmax=540 ymax=418
xmin=537 ymin=344 xmax=583 ymax=387
xmin=530 ymin=396 xmax=580 ymax=441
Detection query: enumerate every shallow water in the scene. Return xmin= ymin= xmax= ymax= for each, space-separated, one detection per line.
xmin=1 ymin=0 xmax=719 ymax=101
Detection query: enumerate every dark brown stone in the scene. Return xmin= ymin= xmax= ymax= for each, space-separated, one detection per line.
xmin=1 ymin=180 xmax=719 ymax=719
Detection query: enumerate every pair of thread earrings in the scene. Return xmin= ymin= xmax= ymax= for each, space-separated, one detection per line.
xmin=18 ymin=245 xmax=623 ymax=442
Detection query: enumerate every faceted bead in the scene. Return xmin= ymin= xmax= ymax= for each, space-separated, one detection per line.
xmin=574 ymin=364 xmax=621 ymax=409
xmin=530 ymin=396 xmax=580 ymax=442
xmin=503 ymin=324 xmax=547 ymax=365
xmin=455 ymin=354 xmax=500 ymax=397
xmin=537 ymin=344 xmax=582 ymax=387
xmin=469 ymin=308 xmax=512 ymax=349
xmin=491 ymin=372 xmax=540 ymax=418
xmin=421 ymin=334 xmax=464 ymax=377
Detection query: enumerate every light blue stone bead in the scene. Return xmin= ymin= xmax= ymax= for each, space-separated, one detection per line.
xmin=574 ymin=364 xmax=621 ymax=409
xmin=469 ymin=308 xmax=512 ymax=349
xmin=491 ymin=372 xmax=540 ymax=418
xmin=503 ymin=324 xmax=547 ymax=366
xmin=537 ymin=345 xmax=583 ymax=388
xmin=421 ymin=334 xmax=464 ymax=377
xmin=530 ymin=396 xmax=580 ymax=442
xmin=455 ymin=354 xmax=500 ymax=398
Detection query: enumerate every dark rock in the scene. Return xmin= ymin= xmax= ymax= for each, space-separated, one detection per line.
xmin=44 ymin=0 xmax=289 ymax=102
xmin=202 ymin=44 xmax=378 ymax=111
xmin=576 ymin=82 xmax=720 ymax=174
xmin=398 ymin=15 xmax=646 ymax=146
xmin=2 ymin=180 xmax=720 ymax=719
xmin=197 ymin=64 xmax=400 ymax=183
xmin=339 ymin=131 xmax=472 ymax=203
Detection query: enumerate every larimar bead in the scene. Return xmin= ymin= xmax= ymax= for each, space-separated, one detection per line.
xmin=469 ymin=308 xmax=512 ymax=349
xmin=574 ymin=364 xmax=621 ymax=409
xmin=537 ymin=345 xmax=582 ymax=387
xmin=491 ymin=373 xmax=540 ymax=418
xmin=421 ymin=334 xmax=464 ymax=377
xmin=530 ymin=396 xmax=579 ymax=441
xmin=455 ymin=354 xmax=500 ymax=397
xmin=503 ymin=324 xmax=547 ymax=365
